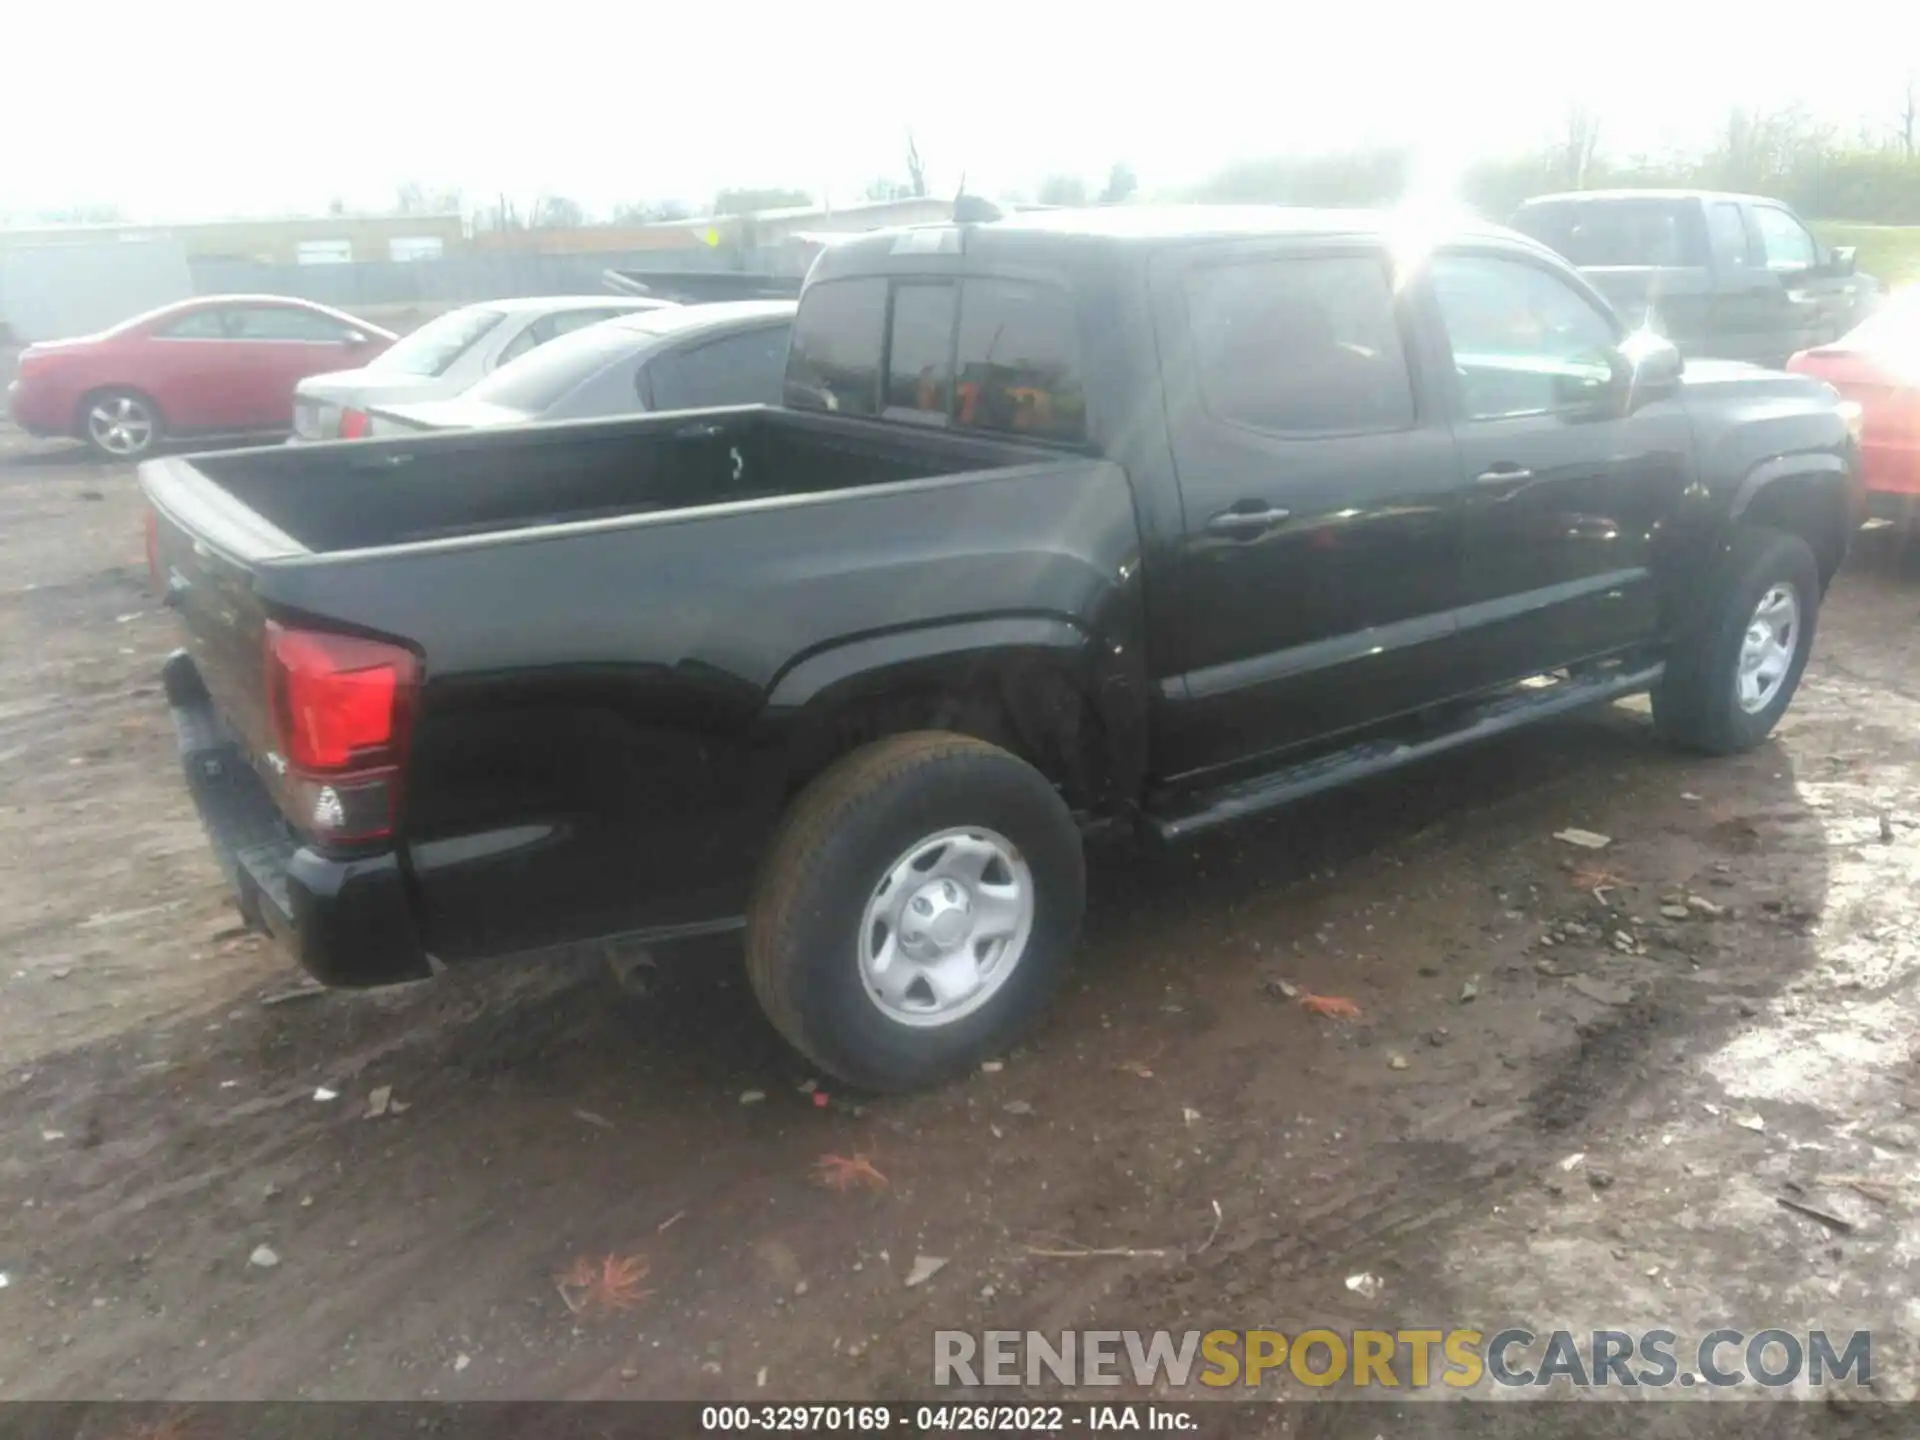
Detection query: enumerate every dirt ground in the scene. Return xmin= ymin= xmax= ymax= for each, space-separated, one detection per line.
xmin=3 ymin=417 xmax=1920 ymax=1426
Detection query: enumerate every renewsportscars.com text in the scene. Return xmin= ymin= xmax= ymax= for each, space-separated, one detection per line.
xmin=932 ymin=1328 xmax=1872 ymax=1390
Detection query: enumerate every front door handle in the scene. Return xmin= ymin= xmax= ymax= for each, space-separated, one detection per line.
xmin=1205 ymin=503 xmax=1292 ymax=538
xmin=1473 ymin=465 xmax=1534 ymax=487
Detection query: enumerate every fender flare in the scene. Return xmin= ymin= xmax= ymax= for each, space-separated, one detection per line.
xmin=1727 ymin=451 xmax=1848 ymax=524
xmin=764 ymin=615 xmax=1098 ymax=713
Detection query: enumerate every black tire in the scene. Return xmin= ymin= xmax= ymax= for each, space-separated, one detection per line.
xmin=78 ymin=387 xmax=164 ymax=460
xmin=747 ymin=731 xmax=1085 ymax=1093
xmin=1653 ymin=524 xmax=1819 ymax=755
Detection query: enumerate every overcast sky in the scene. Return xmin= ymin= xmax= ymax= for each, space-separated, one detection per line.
xmin=7 ymin=1 xmax=1918 ymax=221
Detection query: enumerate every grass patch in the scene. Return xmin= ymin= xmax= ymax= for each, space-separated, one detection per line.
xmin=1814 ymin=223 xmax=1920 ymax=286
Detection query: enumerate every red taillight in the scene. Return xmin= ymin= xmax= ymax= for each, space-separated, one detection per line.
xmin=337 ymin=407 xmax=371 ymax=439
xmin=264 ymin=622 xmax=419 ymax=841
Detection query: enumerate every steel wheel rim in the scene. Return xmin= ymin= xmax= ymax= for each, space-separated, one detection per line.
xmin=87 ymin=396 xmax=155 ymax=456
xmin=1735 ymin=582 xmax=1800 ymax=714
xmin=858 ymin=825 xmax=1035 ymax=1028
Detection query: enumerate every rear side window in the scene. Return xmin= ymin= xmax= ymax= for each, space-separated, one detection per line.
xmin=1513 ymin=200 xmax=1700 ymax=267
xmin=1184 ymin=255 xmax=1414 ymax=435
xmin=648 ymin=325 xmax=792 ymax=410
xmin=784 ymin=278 xmax=887 ymax=415
xmin=954 ymin=280 xmax=1087 ymax=443
xmin=884 ymin=284 xmax=957 ymax=422
xmin=1705 ymin=202 xmax=1752 ymax=268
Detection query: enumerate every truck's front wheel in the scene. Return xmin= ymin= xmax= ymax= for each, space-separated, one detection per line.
xmin=747 ymin=732 xmax=1085 ymax=1092
xmin=1653 ymin=524 xmax=1820 ymax=755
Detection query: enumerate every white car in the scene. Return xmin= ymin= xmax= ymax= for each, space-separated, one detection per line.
xmin=289 ymin=295 xmax=675 ymax=440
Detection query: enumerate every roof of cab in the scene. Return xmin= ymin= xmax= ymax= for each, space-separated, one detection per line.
xmin=1517 ymin=189 xmax=1772 ymax=207
xmin=807 ymin=204 xmax=1538 ymax=281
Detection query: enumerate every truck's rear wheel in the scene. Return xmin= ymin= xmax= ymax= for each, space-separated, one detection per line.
xmin=747 ymin=732 xmax=1085 ymax=1092
xmin=1653 ymin=524 xmax=1819 ymax=755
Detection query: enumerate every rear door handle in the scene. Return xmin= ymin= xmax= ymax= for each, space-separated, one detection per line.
xmin=1205 ymin=504 xmax=1291 ymax=537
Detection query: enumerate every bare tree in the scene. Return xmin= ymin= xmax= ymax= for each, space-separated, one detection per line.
xmin=1901 ymin=71 xmax=1916 ymax=157
xmin=905 ymin=130 xmax=928 ymax=198
xmin=1563 ymin=106 xmax=1601 ymax=189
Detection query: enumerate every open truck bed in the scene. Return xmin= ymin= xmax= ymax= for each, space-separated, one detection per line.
xmin=139 ymin=404 xmax=1138 ymax=983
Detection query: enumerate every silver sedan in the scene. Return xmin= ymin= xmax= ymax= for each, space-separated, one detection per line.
xmin=290 ymin=295 xmax=675 ymax=439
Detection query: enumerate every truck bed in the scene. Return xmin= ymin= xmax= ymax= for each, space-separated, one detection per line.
xmin=140 ymin=405 xmax=1138 ymax=964
xmin=154 ymin=405 xmax=1053 ymax=555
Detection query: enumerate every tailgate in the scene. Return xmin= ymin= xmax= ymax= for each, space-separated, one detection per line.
xmin=143 ymin=460 xmax=290 ymax=767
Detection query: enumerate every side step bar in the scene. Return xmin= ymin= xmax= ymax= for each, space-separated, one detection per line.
xmin=1148 ymin=661 xmax=1664 ymax=843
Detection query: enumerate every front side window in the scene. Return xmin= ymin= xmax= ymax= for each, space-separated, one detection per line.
xmin=884 ymin=284 xmax=957 ymax=422
xmin=1431 ymin=253 xmax=1620 ymax=420
xmin=953 ymin=279 xmax=1086 ymax=443
xmin=784 ymin=278 xmax=887 ymax=415
xmin=1752 ymin=206 xmax=1819 ymax=271
xmin=1184 ymin=254 xmax=1414 ymax=435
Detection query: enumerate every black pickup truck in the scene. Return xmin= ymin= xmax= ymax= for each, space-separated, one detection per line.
xmin=142 ymin=207 xmax=1863 ymax=1091
xmin=1510 ymin=189 xmax=1881 ymax=367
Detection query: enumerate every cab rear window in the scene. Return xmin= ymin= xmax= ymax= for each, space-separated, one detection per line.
xmin=785 ymin=274 xmax=1087 ymax=443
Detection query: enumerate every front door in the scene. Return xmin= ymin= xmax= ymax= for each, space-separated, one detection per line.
xmin=1425 ymin=249 xmax=1694 ymax=688
xmin=1747 ymin=202 xmax=1854 ymax=363
xmin=1150 ymin=241 xmax=1471 ymax=780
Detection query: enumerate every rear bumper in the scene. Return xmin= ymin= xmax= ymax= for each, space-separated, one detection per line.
xmin=163 ymin=650 xmax=432 ymax=987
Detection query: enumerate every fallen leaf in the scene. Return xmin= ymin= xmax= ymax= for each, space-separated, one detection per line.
xmin=364 ymin=1086 xmax=392 ymax=1119
xmin=979 ymin=1061 xmax=1003 ymax=1074
xmin=1003 ymin=1100 xmax=1034 ymax=1116
xmin=1345 ymin=1272 xmax=1382 ymax=1298
xmin=1735 ymin=1114 xmax=1767 ymax=1133
xmin=556 ymin=1252 xmax=649 ymax=1316
xmin=904 ymin=1255 xmax=948 ymax=1288
xmin=739 ymin=1090 xmax=766 ymax=1106
xmin=1117 ymin=1060 xmax=1155 ymax=1079
xmin=453 ymin=1353 xmax=470 ymax=1373
xmin=1181 ymin=1106 xmax=1202 ymax=1126
xmin=572 ymin=1109 xmax=614 ymax=1130
xmin=1388 ymin=1054 xmax=1410 ymax=1071
xmin=312 ymin=1087 xmax=338 ymax=1103
xmin=813 ymin=1152 xmax=888 ymax=1192
xmin=1554 ymin=828 xmax=1613 ymax=850
xmin=248 ymin=1245 xmax=280 ymax=1269
xmin=1297 ymin=992 xmax=1362 ymax=1020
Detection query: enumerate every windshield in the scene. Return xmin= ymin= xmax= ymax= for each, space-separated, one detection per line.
xmin=367 ymin=307 xmax=505 ymax=377
xmin=463 ymin=320 xmax=648 ymax=412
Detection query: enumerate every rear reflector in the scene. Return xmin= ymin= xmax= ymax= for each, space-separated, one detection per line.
xmin=338 ymin=407 xmax=371 ymax=439
xmin=264 ymin=623 xmax=419 ymax=841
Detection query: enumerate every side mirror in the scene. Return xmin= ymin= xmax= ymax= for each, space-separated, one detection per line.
xmin=342 ymin=329 xmax=370 ymax=347
xmin=1617 ymin=329 xmax=1684 ymax=397
xmin=1829 ymin=245 xmax=1858 ymax=276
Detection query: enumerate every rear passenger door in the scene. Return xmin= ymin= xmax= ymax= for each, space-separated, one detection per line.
xmin=1148 ymin=242 xmax=1471 ymax=777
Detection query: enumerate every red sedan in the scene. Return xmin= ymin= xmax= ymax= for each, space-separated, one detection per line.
xmin=1788 ymin=288 xmax=1920 ymax=525
xmin=7 ymin=295 xmax=395 ymax=459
